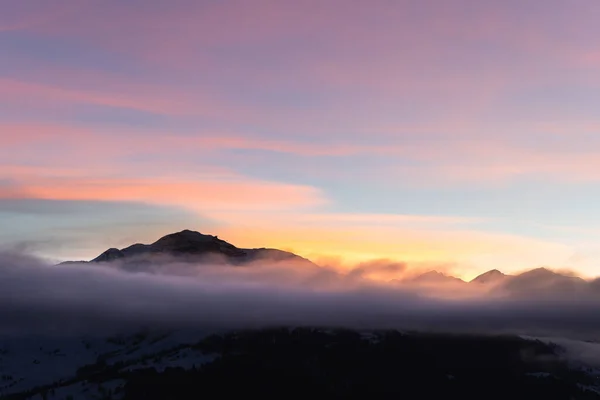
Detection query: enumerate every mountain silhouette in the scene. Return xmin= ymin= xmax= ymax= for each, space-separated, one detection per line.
xmin=61 ymin=230 xmax=597 ymax=296
xmin=407 ymin=270 xmax=465 ymax=284
xmin=406 ymin=267 xmax=592 ymax=296
xmin=91 ymin=230 xmax=246 ymax=262
xmin=74 ymin=229 xmax=316 ymax=267
xmin=470 ymin=269 xmax=508 ymax=284
xmin=495 ymin=267 xmax=587 ymax=295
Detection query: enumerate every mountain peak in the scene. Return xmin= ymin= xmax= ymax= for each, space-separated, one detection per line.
xmin=149 ymin=229 xmax=244 ymax=257
xmin=471 ymin=269 xmax=506 ymax=284
xmin=518 ymin=267 xmax=560 ymax=279
xmin=156 ymin=229 xmax=214 ymax=241
xmin=513 ymin=267 xmax=585 ymax=283
xmin=498 ymin=267 xmax=586 ymax=294
xmin=409 ymin=270 xmax=464 ymax=284
xmin=420 ymin=270 xmax=446 ymax=278
xmin=84 ymin=229 xmax=319 ymax=268
xmin=91 ymin=247 xmax=124 ymax=263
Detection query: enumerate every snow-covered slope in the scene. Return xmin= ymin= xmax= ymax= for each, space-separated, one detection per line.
xmin=0 ymin=330 xmax=215 ymax=399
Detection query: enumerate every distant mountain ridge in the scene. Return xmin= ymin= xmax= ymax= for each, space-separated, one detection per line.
xmin=63 ymin=229 xmax=315 ymax=267
xmin=406 ymin=266 xmax=594 ymax=296
xmin=408 ymin=267 xmax=582 ymax=285
xmin=406 ymin=270 xmax=465 ymax=284
xmin=60 ymin=229 xmax=596 ymax=296
xmin=470 ymin=269 xmax=508 ymax=284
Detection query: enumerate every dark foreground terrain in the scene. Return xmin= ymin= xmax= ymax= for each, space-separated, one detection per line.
xmin=5 ymin=328 xmax=600 ymax=400
xmin=123 ymin=329 xmax=599 ymax=400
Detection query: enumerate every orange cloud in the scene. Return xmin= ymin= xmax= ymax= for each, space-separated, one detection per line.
xmin=208 ymin=211 xmax=482 ymax=228
xmin=4 ymin=177 xmax=327 ymax=213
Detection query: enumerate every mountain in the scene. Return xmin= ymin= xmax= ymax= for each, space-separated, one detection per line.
xmin=405 ymin=268 xmax=589 ymax=296
xmin=79 ymin=229 xmax=315 ymax=267
xmin=91 ymin=230 xmax=244 ymax=262
xmin=496 ymin=267 xmax=587 ymax=295
xmin=470 ymin=269 xmax=508 ymax=284
xmin=407 ymin=270 xmax=465 ymax=284
xmin=66 ymin=233 xmax=593 ymax=297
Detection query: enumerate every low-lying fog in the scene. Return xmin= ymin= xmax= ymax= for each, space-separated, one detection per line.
xmin=2 ymin=251 xmax=600 ymax=345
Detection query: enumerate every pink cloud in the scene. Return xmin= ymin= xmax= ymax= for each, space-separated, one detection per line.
xmin=2 ymin=176 xmax=328 ymax=213
xmin=579 ymin=51 xmax=600 ymax=68
xmin=0 ymin=0 xmax=78 ymax=32
xmin=384 ymin=139 xmax=600 ymax=186
xmin=17 ymin=1 xmax=599 ymax=90
xmin=0 ymin=122 xmax=410 ymax=161
xmin=0 ymin=78 xmax=222 ymax=117
xmin=173 ymin=136 xmax=399 ymax=157
xmin=5 ymin=120 xmax=600 ymax=185
xmin=4 ymin=0 xmax=599 ymax=141
xmin=207 ymin=211 xmax=483 ymax=230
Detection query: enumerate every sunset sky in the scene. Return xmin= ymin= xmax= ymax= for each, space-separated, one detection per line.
xmin=2 ymin=0 xmax=600 ymax=279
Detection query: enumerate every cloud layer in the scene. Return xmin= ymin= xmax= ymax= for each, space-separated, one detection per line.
xmin=2 ymin=251 xmax=600 ymax=342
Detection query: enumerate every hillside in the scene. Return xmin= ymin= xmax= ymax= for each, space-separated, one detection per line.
xmin=3 ymin=329 xmax=600 ymax=400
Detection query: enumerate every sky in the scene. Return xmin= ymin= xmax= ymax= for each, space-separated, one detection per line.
xmin=1 ymin=0 xmax=600 ymax=279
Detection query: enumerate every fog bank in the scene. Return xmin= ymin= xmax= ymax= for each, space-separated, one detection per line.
xmin=1 ymin=251 xmax=600 ymax=341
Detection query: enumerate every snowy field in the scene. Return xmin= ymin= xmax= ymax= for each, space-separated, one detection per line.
xmin=0 ymin=330 xmax=216 ymax=399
